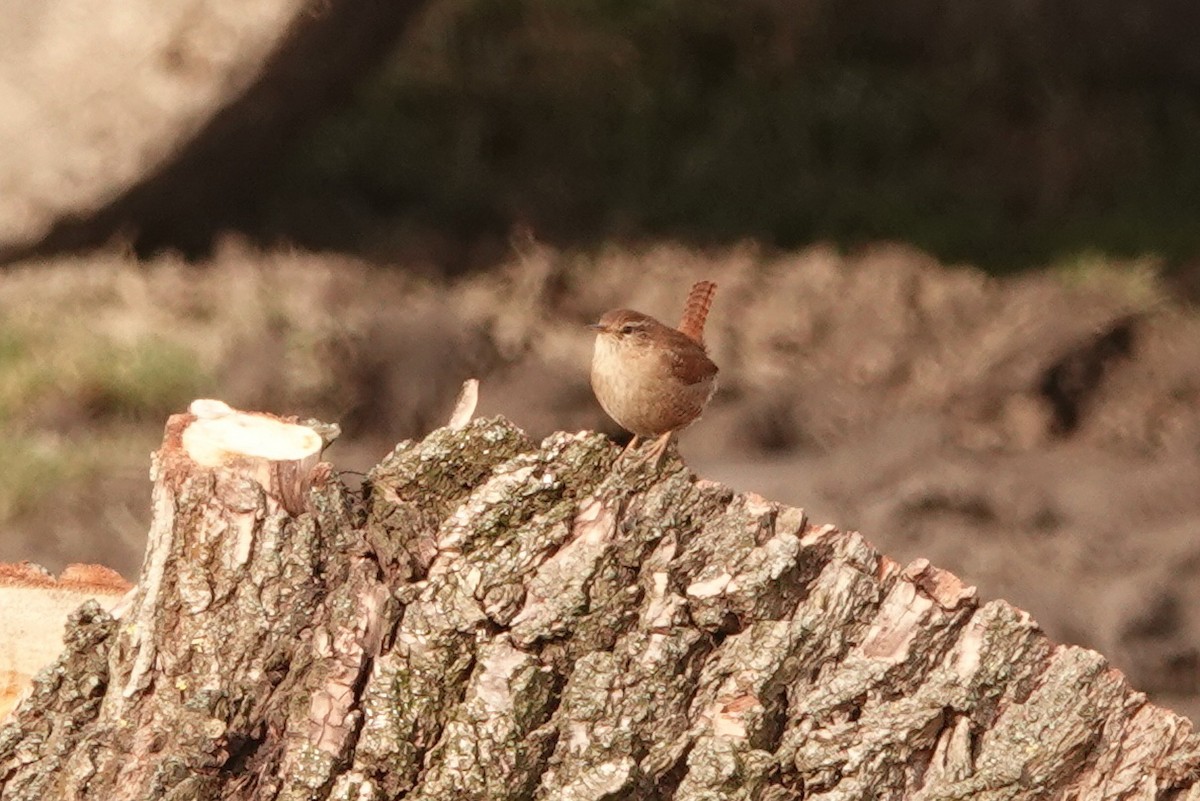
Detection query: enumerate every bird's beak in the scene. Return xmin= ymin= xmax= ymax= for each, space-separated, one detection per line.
xmin=587 ymin=322 xmax=604 ymax=331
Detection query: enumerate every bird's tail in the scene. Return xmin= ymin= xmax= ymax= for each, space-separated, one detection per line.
xmin=678 ymin=280 xmax=717 ymax=344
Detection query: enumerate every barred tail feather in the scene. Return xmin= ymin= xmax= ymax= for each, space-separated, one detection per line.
xmin=678 ymin=280 xmax=717 ymax=344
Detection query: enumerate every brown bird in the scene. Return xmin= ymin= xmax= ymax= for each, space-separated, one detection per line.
xmin=589 ymin=280 xmax=718 ymax=464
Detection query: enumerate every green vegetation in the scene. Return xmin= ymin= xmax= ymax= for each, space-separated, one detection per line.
xmin=78 ymin=339 xmax=207 ymax=420
xmin=0 ymin=435 xmax=72 ymax=521
xmin=0 ymin=316 xmax=209 ymax=529
xmin=275 ymin=0 xmax=1200 ymax=271
xmin=0 ymin=328 xmax=207 ymax=426
xmin=1052 ymin=253 xmax=1166 ymax=309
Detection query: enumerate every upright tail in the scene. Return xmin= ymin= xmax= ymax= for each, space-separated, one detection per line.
xmin=678 ymin=280 xmax=717 ymax=345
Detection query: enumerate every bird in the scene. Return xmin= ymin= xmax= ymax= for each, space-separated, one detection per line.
xmin=588 ymin=280 xmax=718 ymax=465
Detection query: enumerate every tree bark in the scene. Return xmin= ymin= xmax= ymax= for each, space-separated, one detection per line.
xmin=1 ymin=401 xmax=1197 ymax=800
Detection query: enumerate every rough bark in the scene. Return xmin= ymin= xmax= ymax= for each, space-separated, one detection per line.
xmin=1 ymin=403 xmax=1198 ymax=800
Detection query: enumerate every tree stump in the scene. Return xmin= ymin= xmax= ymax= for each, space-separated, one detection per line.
xmin=1 ymin=400 xmax=1198 ymax=800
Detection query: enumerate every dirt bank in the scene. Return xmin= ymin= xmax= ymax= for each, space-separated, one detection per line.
xmin=2 ymin=240 xmax=1197 ymax=719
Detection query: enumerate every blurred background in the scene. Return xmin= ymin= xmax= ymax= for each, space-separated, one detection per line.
xmin=2 ymin=0 xmax=1200 ymax=718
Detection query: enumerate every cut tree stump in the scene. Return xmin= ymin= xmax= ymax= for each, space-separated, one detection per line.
xmin=1 ymin=399 xmax=1198 ymax=800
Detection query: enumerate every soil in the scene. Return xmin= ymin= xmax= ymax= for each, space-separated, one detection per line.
xmin=3 ymin=239 xmax=1199 ymax=721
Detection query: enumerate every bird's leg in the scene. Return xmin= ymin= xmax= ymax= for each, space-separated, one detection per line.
xmin=643 ymin=432 xmax=674 ymax=469
xmin=618 ymin=435 xmax=641 ymax=458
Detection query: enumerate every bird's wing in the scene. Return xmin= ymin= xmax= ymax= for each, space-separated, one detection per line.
xmin=664 ymin=328 xmax=718 ymax=385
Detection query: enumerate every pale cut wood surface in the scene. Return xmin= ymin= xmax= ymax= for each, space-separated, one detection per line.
xmin=0 ymin=564 xmax=130 ymax=720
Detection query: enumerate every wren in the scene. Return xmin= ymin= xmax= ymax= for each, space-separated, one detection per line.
xmin=589 ymin=280 xmax=718 ymax=463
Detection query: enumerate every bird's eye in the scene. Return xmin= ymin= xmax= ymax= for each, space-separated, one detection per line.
xmin=619 ymin=324 xmax=637 ymax=335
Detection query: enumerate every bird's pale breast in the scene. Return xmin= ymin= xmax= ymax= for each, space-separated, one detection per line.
xmin=591 ymin=335 xmax=716 ymax=437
